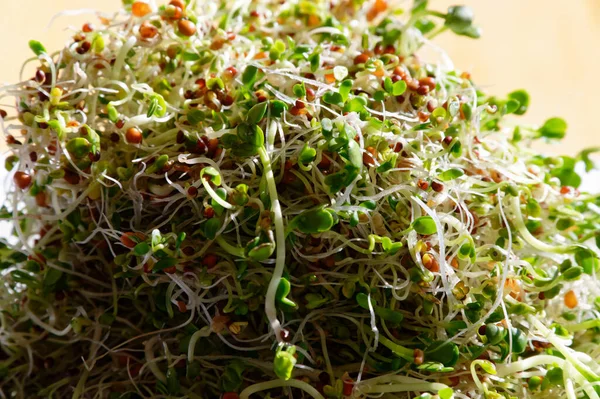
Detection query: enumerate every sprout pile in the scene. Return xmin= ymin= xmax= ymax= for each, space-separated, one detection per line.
xmin=1 ymin=0 xmax=600 ymax=398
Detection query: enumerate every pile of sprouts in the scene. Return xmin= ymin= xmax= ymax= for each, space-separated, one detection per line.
xmin=1 ymin=0 xmax=600 ymax=398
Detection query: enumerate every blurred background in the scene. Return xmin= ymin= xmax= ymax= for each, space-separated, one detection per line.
xmin=0 ymin=0 xmax=599 ymax=157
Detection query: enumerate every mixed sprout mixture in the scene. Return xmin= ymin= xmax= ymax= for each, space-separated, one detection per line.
xmin=1 ymin=0 xmax=600 ymax=398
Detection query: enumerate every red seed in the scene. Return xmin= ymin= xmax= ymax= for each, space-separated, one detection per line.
xmin=202 ymin=253 xmax=218 ymax=267
xmin=392 ymin=142 xmax=403 ymax=152
xmin=203 ymin=206 xmax=215 ymax=218
xmin=0 ymin=109 xmax=6 ymax=119
xmin=417 ymin=85 xmax=430 ymax=95
xmin=14 ymin=171 xmax=32 ymax=190
xmin=82 ymin=23 xmax=94 ymax=33
xmin=35 ymin=70 xmax=46 ymax=83
xmin=177 ymin=301 xmax=187 ymax=312
xmin=417 ymin=179 xmax=429 ymax=190
xmin=110 ymin=133 xmax=120 ymax=143
xmin=63 ymin=169 xmax=81 ymax=185
xmin=413 ymin=348 xmax=425 ymax=365
xmin=116 ymin=119 xmax=125 ymax=129
xmin=126 ymin=127 xmax=143 ymax=144
xmin=120 ymin=233 xmax=138 ymax=248
xmin=76 ymin=41 xmax=91 ymax=54
xmin=164 ymin=266 xmax=177 ymax=274
xmin=343 ymin=379 xmax=354 ymax=396
xmin=222 ymin=393 xmax=239 ymax=399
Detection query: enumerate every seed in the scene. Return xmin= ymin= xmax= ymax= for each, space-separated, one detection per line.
xmin=115 ymin=119 xmax=125 ymax=129
xmin=306 ymin=87 xmax=316 ymax=101
xmin=35 ymin=192 xmax=47 ymax=207
xmin=35 ymin=70 xmax=46 ymax=83
xmin=295 ymin=99 xmax=305 ymax=109
xmin=169 ymin=0 xmax=186 ymax=9
xmin=166 ymin=44 xmax=180 ymax=59
xmin=63 ymin=169 xmax=81 ymax=185
xmin=29 ymin=152 xmax=38 ymax=162
xmin=478 ymin=325 xmax=487 ymax=335
xmin=413 ymin=348 xmax=424 ymax=365
xmin=407 ymin=79 xmax=420 ymax=91
xmin=126 ymin=127 xmax=143 ymax=144
xmin=165 ymin=4 xmax=183 ymax=19
xmin=419 ymin=77 xmax=436 ymax=91
xmin=120 ymin=233 xmax=137 ymax=248
xmin=363 ymin=146 xmax=377 ymax=167
xmin=82 ymin=23 xmax=94 ymax=33
xmin=202 ymin=253 xmax=218 ymax=267
xmin=110 ymin=133 xmax=120 ymax=143
xmin=14 ymin=171 xmax=32 ymax=190
xmin=564 ymin=290 xmax=578 ymax=309
xmin=417 ymin=85 xmax=430 ymax=95
xmin=221 ymin=94 xmax=234 ymax=106
xmin=207 ymin=138 xmax=219 ymax=156
xmin=139 ymin=21 xmax=158 ymax=39
xmin=223 ymin=66 xmax=238 ymax=79
xmin=443 ymin=136 xmax=454 ymax=146
xmin=431 ymin=180 xmax=444 ymax=192
xmin=427 ymin=100 xmax=437 ymax=112
xmin=280 ymin=329 xmax=291 ymax=342
xmin=418 ymin=111 xmax=429 ymax=122
xmin=178 ymin=19 xmax=197 ymax=37
xmin=0 ymin=109 xmax=6 ymax=119
xmin=187 ymin=186 xmax=198 ymax=197
xmin=164 ymin=266 xmax=177 ymax=274
xmin=417 ymin=179 xmax=429 ymax=190
xmin=76 ymin=41 xmax=91 ymax=54
xmin=132 ymin=2 xmax=152 ymax=17
xmin=177 ymin=301 xmax=187 ymax=312
xmin=203 ymin=206 xmax=215 ymax=218
xmin=422 ymin=253 xmax=439 ymax=272
xmin=353 ymin=53 xmax=370 ymax=65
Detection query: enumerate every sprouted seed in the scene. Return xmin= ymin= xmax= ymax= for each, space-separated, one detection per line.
xmin=1 ymin=0 xmax=600 ymax=398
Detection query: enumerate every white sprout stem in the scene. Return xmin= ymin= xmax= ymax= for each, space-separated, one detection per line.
xmin=239 ymin=378 xmax=325 ymax=399
xmin=258 ymin=146 xmax=286 ymax=342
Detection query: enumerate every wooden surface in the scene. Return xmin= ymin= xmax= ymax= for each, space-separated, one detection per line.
xmin=1 ymin=0 xmax=599 ymax=155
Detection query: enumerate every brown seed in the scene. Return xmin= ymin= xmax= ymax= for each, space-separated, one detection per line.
xmin=139 ymin=21 xmax=158 ymax=39
xmin=417 ymin=85 xmax=430 ymax=96
xmin=14 ymin=171 xmax=32 ymax=190
xmin=407 ymin=79 xmax=420 ymax=91
xmin=187 ymin=186 xmax=198 ymax=197
xmin=203 ymin=206 xmax=215 ymax=218
xmin=392 ymin=142 xmax=403 ymax=152
xmin=126 ymin=127 xmax=143 ymax=144
xmin=166 ymin=44 xmax=179 ymax=59
xmin=417 ymin=179 xmax=429 ymax=190
xmin=169 ymin=0 xmax=186 ymax=9
xmin=426 ymin=100 xmax=436 ymax=113
xmin=176 ymin=130 xmax=185 ymax=144
xmin=164 ymin=266 xmax=177 ymax=274
xmin=418 ymin=111 xmax=430 ymax=122
xmin=0 ymin=109 xmax=6 ymax=119
xmin=306 ymin=87 xmax=316 ymax=101
xmin=82 ymin=23 xmax=94 ymax=33
xmin=221 ymin=95 xmax=234 ymax=106
xmin=35 ymin=192 xmax=47 ymax=207
xmin=29 ymin=152 xmax=38 ymax=162
xmin=295 ymin=100 xmax=305 ymax=109
xmin=413 ymin=349 xmax=424 ymax=365
xmin=63 ymin=169 xmax=81 ymax=185
xmin=178 ymin=19 xmax=197 ymax=37
xmin=76 ymin=41 xmax=91 ymax=54
xmin=431 ymin=180 xmax=444 ymax=193
xmin=116 ymin=119 xmax=125 ymax=129
xmin=110 ymin=133 xmax=120 ymax=143
xmin=353 ymin=53 xmax=370 ymax=65
xmin=419 ymin=77 xmax=436 ymax=91
xmin=422 ymin=253 xmax=439 ymax=272
xmin=132 ymin=1 xmax=152 ymax=17
xmin=35 ymin=70 xmax=46 ymax=83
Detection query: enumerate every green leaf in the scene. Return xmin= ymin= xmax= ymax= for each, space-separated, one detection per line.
xmin=247 ymin=101 xmax=268 ymax=124
xmin=425 ymin=341 xmax=459 ymax=367
xmin=575 ymin=248 xmax=598 ymax=275
xmin=339 ymin=80 xmax=353 ymax=102
xmin=152 ymin=257 xmax=177 ymax=273
xmin=438 ymin=168 xmax=464 ymax=181
xmin=383 ymin=77 xmax=393 ymax=93
xmin=28 ymin=40 xmax=46 ymax=56
xmin=290 ymin=207 xmax=335 ymax=234
xmin=43 ymin=267 xmax=63 ymax=288
xmin=323 ymin=92 xmax=344 ymax=107
xmin=133 ymin=242 xmax=150 ymax=256
xmin=412 ymin=216 xmax=437 ymax=235
xmin=242 ymin=65 xmax=258 ymax=87
xmin=274 ymin=346 xmax=297 ymax=380
xmin=309 ymin=53 xmax=320 ymax=72
xmin=276 ymin=277 xmax=297 ymax=308
xmin=200 ymin=167 xmax=222 ymax=185
xmin=271 ymin=100 xmax=289 ymax=117
xmin=415 ymin=18 xmax=436 ymax=34
xmin=203 ymin=218 xmax=221 ymax=240
xmin=187 ymin=109 xmax=206 ymax=125
xmin=299 ymin=144 xmax=316 ymax=164
xmin=392 ymin=80 xmax=407 ymax=96
xmin=438 ymin=388 xmax=454 ymax=399
xmin=539 ymin=117 xmax=567 ymax=139
xmin=166 ymin=368 xmax=180 ymax=395
xmin=293 ymin=82 xmax=306 ymax=98
xmin=66 ymin=138 xmax=91 ymax=158
xmin=508 ymin=90 xmax=530 ymax=115
xmin=346 ymin=140 xmax=362 ymax=169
